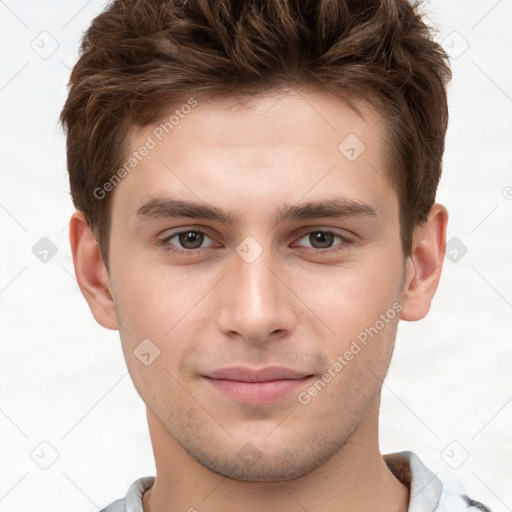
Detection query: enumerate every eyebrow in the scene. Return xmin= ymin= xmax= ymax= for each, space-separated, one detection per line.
xmin=134 ymin=196 xmax=378 ymax=225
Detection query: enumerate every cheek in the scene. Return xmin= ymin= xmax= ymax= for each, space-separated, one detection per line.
xmin=291 ymin=255 xmax=403 ymax=344
xmin=110 ymin=258 xmax=217 ymax=387
xmin=111 ymin=256 xmax=209 ymax=333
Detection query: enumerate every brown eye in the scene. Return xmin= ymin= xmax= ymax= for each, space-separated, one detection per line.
xmin=297 ymin=230 xmax=345 ymax=250
xmin=161 ymin=229 xmax=215 ymax=253
xmin=308 ymin=231 xmax=336 ymax=249
xmin=177 ymin=231 xmax=204 ymax=249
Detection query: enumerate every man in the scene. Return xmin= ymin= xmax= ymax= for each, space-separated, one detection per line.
xmin=60 ymin=0 xmax=490 ymax=510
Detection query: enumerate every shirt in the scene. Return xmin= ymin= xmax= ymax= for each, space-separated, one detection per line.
xmin=99 ymin=451 xmax=491 ymax=512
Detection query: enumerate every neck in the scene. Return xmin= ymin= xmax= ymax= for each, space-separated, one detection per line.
xmin=142 ymin=400 xmax=409 ymax=512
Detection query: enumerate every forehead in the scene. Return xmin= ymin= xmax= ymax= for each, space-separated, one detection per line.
xmin=111 ymin=88 xmax=394 ymax=225
xmin=140 ymin=88 xmax=383 ymax=155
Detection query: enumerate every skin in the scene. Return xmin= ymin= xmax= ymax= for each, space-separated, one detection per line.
xmin=70 ymin=88 xmax=448 ymax=512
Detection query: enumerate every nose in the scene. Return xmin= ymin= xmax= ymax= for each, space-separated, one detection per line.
xmin=215 ymin=242 xmax=298 ymax=345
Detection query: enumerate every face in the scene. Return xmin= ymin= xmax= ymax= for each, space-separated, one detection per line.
xmin=105 ymin=88 xmax=407 ymax=481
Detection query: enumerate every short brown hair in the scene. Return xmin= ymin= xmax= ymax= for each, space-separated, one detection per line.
xmin=60 ymin=0 xmax=452 ymax=267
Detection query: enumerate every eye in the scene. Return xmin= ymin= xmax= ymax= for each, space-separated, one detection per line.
xmin=160 ymin=229 xmax=215 ymax=253
xmin=295 ymin=230 xmax=350 ymax=251
xmin=158 ymin=228 xmax=352 ymax=257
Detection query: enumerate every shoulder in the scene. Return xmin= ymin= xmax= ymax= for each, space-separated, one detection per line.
xmin=98 ymin=498 xmax=124 ymax=512
xmin=464 ymin=496 xmax=493 ymax=511
xmin=435 ymin=488 xmax=493 ymax=512
xmin=98 ymin=476 xmax=155 ymax=512
xmin=383 ymin=451 xmax=492 ymax=512
xmin=434 ymin=468 xmax=492 ymax=512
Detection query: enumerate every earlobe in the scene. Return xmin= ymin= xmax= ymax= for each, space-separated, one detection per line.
xmin=400 ymin=204 xmax=448 ymax=322
xmin=69 ymin=211 xmax=118 ymax=330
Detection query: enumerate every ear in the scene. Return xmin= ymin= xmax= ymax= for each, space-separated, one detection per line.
xmin=69 ymin=210 xmax=118 ymax=330
xmin=400 ymin=203 xmax=448 ymax=321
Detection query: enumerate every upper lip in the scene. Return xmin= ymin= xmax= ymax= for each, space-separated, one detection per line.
xmin=203 ymin=366 xmax=313 ymax=382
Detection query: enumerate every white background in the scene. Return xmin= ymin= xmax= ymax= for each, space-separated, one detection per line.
xmin=1 ymin=1 xmax=511 ymax=511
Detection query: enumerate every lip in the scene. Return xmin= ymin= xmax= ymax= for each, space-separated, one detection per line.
xmin=204 ymin=366 xmax=312 ymax=382
xmin=202 ymin=366 xmax=313 ymax=404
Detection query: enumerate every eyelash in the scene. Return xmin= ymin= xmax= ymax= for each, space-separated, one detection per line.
xmin=158 ymin=229 xmax=353 ymax=256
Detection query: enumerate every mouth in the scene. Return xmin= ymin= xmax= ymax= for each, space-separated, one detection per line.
xmin=202 ymin=366 xmax=314 ymax=404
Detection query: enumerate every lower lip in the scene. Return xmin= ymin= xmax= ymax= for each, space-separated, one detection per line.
xmin=203 ymin=377 xmax=312 ymax=404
